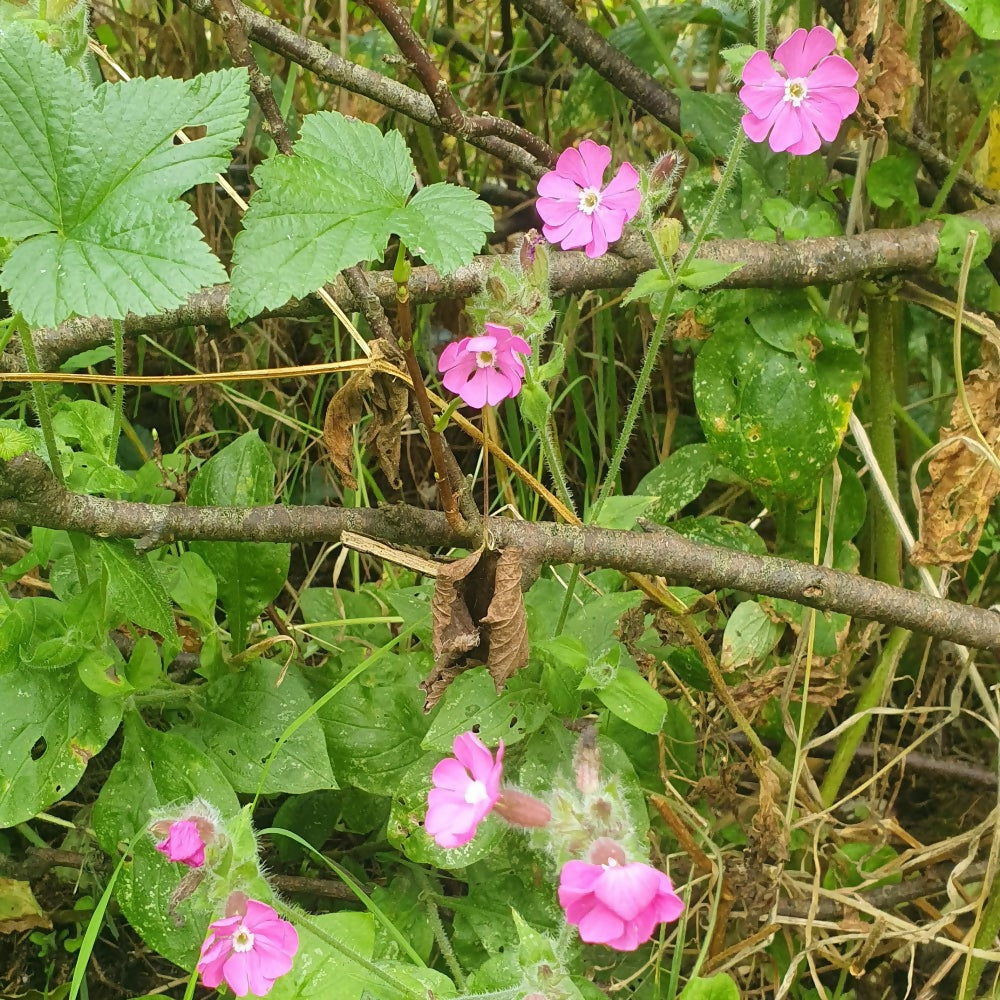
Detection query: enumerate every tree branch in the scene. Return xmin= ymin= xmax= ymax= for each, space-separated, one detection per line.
xmin=513 ymin=0 xmax=681 ymax=133
xmin=175 ymin=0 xmax=547 ymax=179
xmin=2 ymin=453 xmax=998 ymax=654
xmin=7 ymin=205 xmax=1000 ymax=372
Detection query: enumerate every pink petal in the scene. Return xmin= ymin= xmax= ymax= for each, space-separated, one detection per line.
xmin=741 ymin=111 xmax=774 ymax=144
xmin=806 ymin=54 xmax=859 ymax=92
xmin=600 ymin=162 xmax=641 ymax=221
xmin=568 ymin=139 xmax=613 ymax=189
xmin=739 ymin=59 xmax=788 ymax=119
xmin=593 ymin=205 xmax=629 ymax=245
xmin=438 ymin=339 xmax=472 ymax=373
xmin=442 ymin=364 xmax=478 ymax=397
xmin=460 ymin=369 xmax=491 ymax=408
xmin=559 ymin=860 xmax=605 ymax=898
xmin=452 ymin=732 xmax=495 ymax=780
xmin=242 ymin=900 xmax=280 ymax=929
xmin=537 ymin=172 xmax=584 ymax=202
xmin=480 ymin=366 xmax=514 ymax=405
xmin=537 ymin=196 xmax=582 ymax=228
xmin=431 ymin=757 xmax=473 ymax=792
xmin=652 ymin=886 xmax=686 ymax=924
xmin=577 ymin=902 xmax=625 ymax=945
xmin=464 ymin=335 xmax=496 ymax=354
xmin=802 ymin=93 xmax=852 ymax=142
xmin=774 ymin=25 xmax=835 ymax=78
xmin=608 ymin=920 xmax=645 ymax=951
xmin=595 ymin=863 xmax=661 ymax=921
xmin=766 ymin=103 xmax=806 ymax=153
xmin=741 ymin=49 xmax=782 ymax=88
xmin=543 ymin=212 xmax=594 ymax=251
xmin=222 ymin=954 xmax=253 ymax=997
xmin=585 ymin=213 xmax=610 ymax=258
xmin=484 ymin=322 xmax=513 ymax=338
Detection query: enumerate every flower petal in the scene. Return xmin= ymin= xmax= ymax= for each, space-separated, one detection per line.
xmin=802 ymin=92 xmax=852 ymax=142
xmin=452 ymin=732 xmax=496 ymax=780
xmin=537 ymin=171 xmax=584 ymax=202
xmin=585 ymin=212 xmax=610 ymax=258
xmin=577 ymin=902 xmax=625 ymax=946
xmin=774 ymin=25 xmax=836 ymax=78
xmin=600 ymin=162 xmax=641 ymax=221
xmin=806 ymin=54 xmax=859 ymax=92
xmin=574 ymin=139 xmax=613 ymax=188
xmin=543 ymin=212 xmax=595 ymax=251
xmin=431 ymin=757 xmax=473 ymax=792
xmin=741 ymin=111 xmax=774 ymax=144
xmin=595 ymin=863 xmax=661 ymax=921
xmin=741 ymin=48 xmax=781 ymax=88
xmin=766 ymin=102 xmax=806 ymax=153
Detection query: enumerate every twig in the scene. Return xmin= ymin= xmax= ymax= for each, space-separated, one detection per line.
xmin=361 ymin=0 xmax=555 ymax=166
xmin=3 ymin=452 xmax=1000 ymax=653
xmin=8 ymin=205 xmax=1000 ymax=374
xmin=513 ymin=0 xmax=681 ymax=134
xmin=211 ymin=0 xmax=294 ymax=155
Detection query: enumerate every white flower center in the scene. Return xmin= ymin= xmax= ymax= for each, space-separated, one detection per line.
xmin=604 ymin=857 xmax=619 ymax=868
xmin=577 ymin=186 xmax=602 ymax=216
xmin=477 ymin=349 xmax=496 ymax=368
xmin=232 ymin=924 xmax=255 ymax=953
xmin=465 ymin=779 xmax=489 ymax=804
xmin=783 ymin=78 xmax=808 ymax=107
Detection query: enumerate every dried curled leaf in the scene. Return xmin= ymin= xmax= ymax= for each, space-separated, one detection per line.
xmin=322 ymin=341 xmax=408 ymax=489
xmin=851 ymin=5 xmax=923 ymax=124
xmin=912 ymin=366 xmax=1000 ymax=565
xmin=424 ymin=546 xmax=530 ymax=710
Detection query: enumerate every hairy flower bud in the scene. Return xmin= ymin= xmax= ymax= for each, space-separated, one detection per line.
xmin=494 ymin=789 xmax=552 ymax=829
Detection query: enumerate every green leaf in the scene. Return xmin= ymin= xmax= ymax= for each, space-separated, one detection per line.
xmin=637 ymin=443 xmax=726 ymax=521
xmin=92 ymin=712 xmax=240 ymax=969
xmin=866 ymin=153 xmax=920 ymax=222
xmin=590 ymin=495 xmax=654 ymax=529
xmin=623 ymin=267 xmax=673 ymax=305
xmin=229 ymin=111 xmax=492 ymax=323
xmin=0 ymin=26 xmax=248 ymax=327
xmin=680 ymin=90 xmax=743 ymax=162
xmin=176 ymin=660 xmax=335 ymax=794
xmin=0 ymin=625 xmax=122 ymax=826
xmin=939 ymin=0 xmax=1000 ymax=37
xmin=313 ymin=650 xmax=429 ymax=795
xmin=677 ymin=259 xmax=742 ymax=290
xmin=188 ymin=432 xmax=290 ymax=650
xmin=678 ymin=973 xmax=742 ymax=1000
xmin=91 ymin=540 xmax=180 ymax=661
xmin=936 ymin=215 xmax=993 ymax=275
xmin=720 ymin=601 xmax=784 ymax=669
xmin=592 ymin=665 xmax=668 ymax=734
xmin=422 ymin=668 xmax=550 ymax=752
xmin=694 ymin=323 xmax=862 ymax=501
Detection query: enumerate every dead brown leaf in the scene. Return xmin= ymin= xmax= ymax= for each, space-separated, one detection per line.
xmin=851 ymin=2 xmax=923 ymax=124
xmin=424 ymin=546 xmax=530 ymax=709
xmin=323 ymin=341 xmax=408 ymax=490
xmin=912 ymin=366 xmax=1000 ymax=565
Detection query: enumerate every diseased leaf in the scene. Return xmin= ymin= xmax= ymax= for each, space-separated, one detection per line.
xmin=0 ymin=26 xmax=248 ymax=327
xmin=720 ymin=601 xmax=785 ymax=670
xmin=430 ymin=549 xmax=485 ymax=684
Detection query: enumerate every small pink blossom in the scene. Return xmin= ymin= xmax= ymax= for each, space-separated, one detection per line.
xmin=425 ymin=731 xmax=504 ymax=848
xmin=197 ymin=898 xmax=299 ymax=997
xmin=536 ymin=140 xmax=641 ymax=258
xmin=152 ymin=818 xmax=210 ymax=868
xmin=558 ymin=839 xmax=684 ymax=951
xmin=438 ymin=323 xmax=530 ymax=409
xmin=739 ymin=26 xmax=859 ymax=156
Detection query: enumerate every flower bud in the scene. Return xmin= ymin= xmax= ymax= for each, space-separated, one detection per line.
xmin=518 ymin=230 xmax=549 ymax=287
xmin=574 ymin=724 xmax=601 ymax=793
xmin=650 ymin=150 xmax=686 ymax=191
xmin=494 ymin=789 xmax=552 ymax=829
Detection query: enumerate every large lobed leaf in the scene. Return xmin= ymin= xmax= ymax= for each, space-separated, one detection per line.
xmin=228 ymin=110 xmax=494 ymax=323
xmin=0 ymin=25 xmax=248 ymax=327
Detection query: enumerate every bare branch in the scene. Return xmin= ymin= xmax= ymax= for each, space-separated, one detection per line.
xmin=8 ymin=206 xmax=1000 ymax=372
xmin=2 ymin=453 xmax=998 ymax=654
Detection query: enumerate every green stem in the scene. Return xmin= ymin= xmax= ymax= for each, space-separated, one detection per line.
xmin=423 ymin=890 xmax=465 ymax=989
xmin=271 ymin=899 xmax=423 ymax=1000
xmin=16 ymin=315 xmax=64 ymax=486
xmin=820 ymin=626 xmax=910 ymax=806
xmin=865 ymin=294 xmax=901 ymax=587
xmin=541 ymin=415 xmax=576 ymax=516
xmin=961 ymin=863 xmax=1000 ymax=999
xmin=109 ymin=318 xmax=125 ymax=465
xmin=929 ymin=71 xmax=1000 ymax=216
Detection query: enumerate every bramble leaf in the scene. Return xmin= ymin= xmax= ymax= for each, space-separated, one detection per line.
xmin=0 ymin=25 xmax=248 ymax=327
xmin=228 ymin=110 xmax=494 ymax=323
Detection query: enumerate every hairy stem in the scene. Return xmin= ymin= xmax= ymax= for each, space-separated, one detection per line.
xmin=109 ymin=318 xmax=125 ymax=465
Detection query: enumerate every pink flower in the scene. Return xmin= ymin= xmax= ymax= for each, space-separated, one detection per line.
xmin=438 ymin=323 xmax=530 ymax=409
xmin=153 ymin=819 xmax=208 ymax=868
xmin=739 ymin=26 xmax=859 ymax=156
xmin=536 ymin=140 xmax=641 ymax=258
xmin=558 ymin=839 xmax=684 ymax=951
xmin=197 ymin=898 xmax=299 ymax=997
xmin=425 ymin=731 xmax=504 ymax=848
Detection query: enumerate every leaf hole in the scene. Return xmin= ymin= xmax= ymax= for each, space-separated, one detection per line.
xmin=31 ymin=737 xmax=46 ymax=761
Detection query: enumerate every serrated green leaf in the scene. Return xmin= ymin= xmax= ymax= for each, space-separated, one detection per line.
xmin=677 ymin=259 xmax=742 ymax=290
xmin=229 ymin=110 xmax=492 ymax=323
xmin=0 ymin=26 xmax=248 ymax=327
